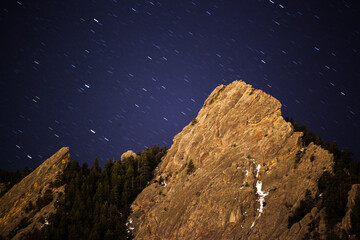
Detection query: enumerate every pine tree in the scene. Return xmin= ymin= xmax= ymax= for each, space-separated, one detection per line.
xmin=92 ymin=158 xmax=101 ymax=173
xmin=187 ymin=160 xmax=195 ymax=174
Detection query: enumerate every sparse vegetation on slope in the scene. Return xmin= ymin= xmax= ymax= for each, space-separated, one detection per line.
xmin=186 ymin=160 xmax=195 ymax=175
xmin=286 ymin=117 xmax=360 ymax=237
xmin=191 ymin=118 xmax=198 ymax=126
xmin=288 ymin=189 xmax=315 ymax=228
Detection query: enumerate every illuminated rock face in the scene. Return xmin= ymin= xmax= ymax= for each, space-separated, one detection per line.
xmin=129 ymin=80 xmax=334 ymax=240
xmin=0 ymin=147 xmax=69 ymax=239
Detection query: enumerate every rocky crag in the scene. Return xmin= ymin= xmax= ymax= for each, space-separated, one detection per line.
xmin=0 ymin=147 xmax=69 ymax=239
xmin=129 ymin=80 xmax=356 ymax=239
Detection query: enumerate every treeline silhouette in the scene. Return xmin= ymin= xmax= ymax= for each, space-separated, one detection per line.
xmin=25 ymin=145 xmax=167 ymax=240
xmin=2 ymin=117 xmax=360 ymax=239
xmin=0 ymin=168 xmax=31 ymax=198
xmin=285 ymin=117 xmax=360 ymax=238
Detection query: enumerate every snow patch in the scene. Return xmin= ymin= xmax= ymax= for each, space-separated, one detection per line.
xmin=250 ymin=220 xmax=255 ymax=229
xmin=256 ymin=180 xmax=268 ymax=215
xmin=126 ymin=218 xmax=135 ymax=233
xmin=256 ymin=164 xmax=261 ymax=177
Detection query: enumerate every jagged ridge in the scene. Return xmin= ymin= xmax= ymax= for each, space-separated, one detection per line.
xmin=130 ymin=80 xmax=334 ymax=239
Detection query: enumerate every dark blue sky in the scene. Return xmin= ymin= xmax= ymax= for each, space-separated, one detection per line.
xmin=1 ymin=0 xmax=360 ymax=170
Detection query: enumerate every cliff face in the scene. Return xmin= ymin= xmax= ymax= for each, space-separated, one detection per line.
xmin=0 ymin=147 xmax=69 ymax=239
xmin=129 ymin=80 xmax=335 ymax=239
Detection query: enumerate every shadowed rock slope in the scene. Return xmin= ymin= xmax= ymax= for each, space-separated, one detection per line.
xmin=130 ymin=80 xmax=337 ymax=239
xmin=0 ymin=147 xmax=70 ymax=239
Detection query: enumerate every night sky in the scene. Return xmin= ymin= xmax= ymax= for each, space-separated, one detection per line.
xmin=1 ymin=1 xmax=360 ymax=171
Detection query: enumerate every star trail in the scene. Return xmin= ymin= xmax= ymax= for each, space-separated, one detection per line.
xmin=1 ymin=0 xmax=360 ymax=170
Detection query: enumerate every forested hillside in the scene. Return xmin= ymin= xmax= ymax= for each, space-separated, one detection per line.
xmin=1 ymin=115 xmax=359 ymax=239
xmin=24 ymin=145 xmax=167 ymax=240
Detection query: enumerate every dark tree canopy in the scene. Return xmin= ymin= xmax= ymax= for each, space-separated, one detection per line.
xmin=24 ymin=145 xmax=167 ymax=240
xmin=0 ymin=167 xmax=31 ymax=198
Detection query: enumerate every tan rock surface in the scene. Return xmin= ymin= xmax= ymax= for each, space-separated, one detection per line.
xmin=121 ymin=150 xmax=138 ymax=161
xmin=342 ymin=184 xmax=360 ymax=235
xmin=0 ymin=147 xmax=70 ymax=239
xmin=130 ymin=80 xmax=334 ymax=239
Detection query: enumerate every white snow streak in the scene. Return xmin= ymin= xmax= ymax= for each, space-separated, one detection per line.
xmin=250 ymin=220 xmax=255 ymax=229
xmin=256 ymin=180 xmax=268 ymax=215
xmin=256 ymin=164 xmax=261 ymax=177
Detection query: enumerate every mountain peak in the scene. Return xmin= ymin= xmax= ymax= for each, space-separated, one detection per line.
xmin=160 ymin=80 xmax=294 ymax=174
xmin=129 ymin=80 xmax=334 ymax=239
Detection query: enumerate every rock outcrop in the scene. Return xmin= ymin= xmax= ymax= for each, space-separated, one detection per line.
xmin=121 ymin=150 xmax=138 ymax=161
xmin=130 ymin=80 xmax=334 ymax=239
xmin=342 ymin=184 xmax=360 ymax=238
xmin=0 ymin=147 xmax=70 ymax=239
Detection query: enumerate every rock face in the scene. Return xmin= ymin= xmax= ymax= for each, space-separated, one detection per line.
xmin=130 ymin=80 xmax=334 ymax=239
xmin=342 ymin=184 xmax=360 ymax=238
xmin=121 ymin=150 xmax=138 ymax=161
xmin=0 ymin=147 xmax=70 ymax=239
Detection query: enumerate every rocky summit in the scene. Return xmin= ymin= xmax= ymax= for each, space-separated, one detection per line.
xmin=1 ymin=80 xmax=358 ymax=239
xmin=129 ymin=80 xmax=336 ymax=239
